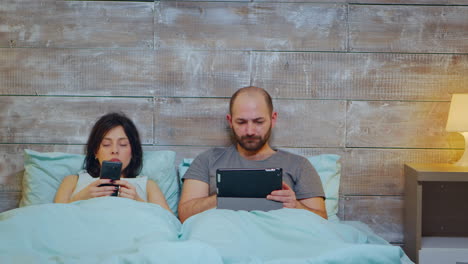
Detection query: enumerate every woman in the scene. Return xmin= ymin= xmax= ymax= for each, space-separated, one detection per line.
xmin=54 ymin=112 xmax=171 ymax=212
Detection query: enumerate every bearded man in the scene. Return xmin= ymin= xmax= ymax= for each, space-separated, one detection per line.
xmin=178 ymin=86 xmax=327 ymax=223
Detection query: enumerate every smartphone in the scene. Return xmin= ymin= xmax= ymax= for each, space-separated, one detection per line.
xmin=98 ymin=160 xmax=122 ymax=196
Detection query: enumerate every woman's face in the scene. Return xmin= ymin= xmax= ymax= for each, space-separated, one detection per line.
xmin=95 ymin=125 xmax=132 ymax=174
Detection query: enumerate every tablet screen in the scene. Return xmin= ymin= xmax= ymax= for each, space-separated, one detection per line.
xmin=216 ymin=168 xmax=282 ymax=198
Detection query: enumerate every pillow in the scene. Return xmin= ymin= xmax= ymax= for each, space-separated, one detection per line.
xmin=20 ymin=149 xmax=179 ymax=214
xmin=306 ymin=154 xmax=341 ymax=220
xmin=178 ymin=154 xmax=341 ymax=220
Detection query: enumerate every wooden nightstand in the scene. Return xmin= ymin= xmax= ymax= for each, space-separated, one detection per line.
xmin=404 ymin=163 xmax=468 ymax=264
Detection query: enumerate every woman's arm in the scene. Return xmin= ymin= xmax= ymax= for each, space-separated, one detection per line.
xmin=54 ymin=175 xmax=79 ymax=203
xmin=146 ymin=179 xmax=172 ymax=213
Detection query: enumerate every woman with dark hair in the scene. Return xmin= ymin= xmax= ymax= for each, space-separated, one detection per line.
xmin=54 ymin=112 xmax=171 ymax=212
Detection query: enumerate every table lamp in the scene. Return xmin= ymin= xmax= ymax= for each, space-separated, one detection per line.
xmin=446 ymin=93 xmax=468 ymax=166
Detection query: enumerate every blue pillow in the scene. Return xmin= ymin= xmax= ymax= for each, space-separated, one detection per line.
xmin=178 ymin=154 xmax=341 ymax=219
xmin=307 ymin=154 xmax=341 ymax=219
xmin=20 ymin=149 xmax=179 ymax=214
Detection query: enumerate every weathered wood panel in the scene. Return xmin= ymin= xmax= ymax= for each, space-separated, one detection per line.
xmin=341 ymin=148 xmax=462 ymax=196
xmin=155 ymin=2 xmax=347 ymax=51
xmin=0 ymin=169 xmax=22 ymax=193
xmin=0 ymin=191 xmax=21 ymax=213
xmin=153 ymin=50 xmax=251 ymax=97
xmin=0 ymin=150 xmax=24 ymax=192
xmin=4 ymin=50 xmax=468 ymax=100
xmin=177 ymin=0 xmax=467 ymax=3
xmin=343 ymin=195 xmax=403 ymax=243
xmin=281 ymin=147 xmax=345 ymax=158
xmin=0 ymin=49 xmax=251 ymax=97
xmin=252 ymin=52 xmax=468 ymax=101
xmin=154 ymin=98 xmax=346 ymax=147
xmin=346 ymin=101 xmax=464 ymax=148
xmin=154 ymin=98 xmax=230 ymax=146
xmin=349 ymin=0 xmax=468 ymax=3
xmin=0 ymin=49 xmax=155 ymax=96
xmin=255 ymin=0 xmax=468 ymax=3
xmin=0 ymin=97 xmax=154 ymax=144
xmin=349 ymin=5 xmax=468 ymax=53
xmin=0 ymin=1 xmax=153 ymax=48
xmin=177 ymin=0 xmax=250 ymax=2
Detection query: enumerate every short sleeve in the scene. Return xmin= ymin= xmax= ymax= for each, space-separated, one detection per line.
xmin=294 ymin=157 xmax=325 ymax=200
xmin=182 ymin=150 xmax=211 ymax=184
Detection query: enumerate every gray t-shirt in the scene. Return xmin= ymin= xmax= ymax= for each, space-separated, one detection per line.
xmin=183 ymin=145 xmax=325 ymax=200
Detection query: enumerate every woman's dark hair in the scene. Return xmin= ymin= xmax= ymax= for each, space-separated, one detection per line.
xmin=84 ymin=112 xmax=143 ymax=178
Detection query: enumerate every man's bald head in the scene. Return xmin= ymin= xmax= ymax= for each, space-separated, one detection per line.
xmin=229 ymin=86 xmax=273 ymax=116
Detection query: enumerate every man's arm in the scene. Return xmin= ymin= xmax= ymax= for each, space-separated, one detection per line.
xmin=268 ymin=182 xmax=328 ymax=219
xmin=296 ymin=197 xmax=327 ymax=219
xmin=178 ymin=179 xmax=216 ymax=223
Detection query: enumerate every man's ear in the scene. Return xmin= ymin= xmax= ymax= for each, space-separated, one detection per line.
xmin=226 ymin=114 xmax=233 ymax=128
xmin=271 ymin=111 xmax=278 ymax=128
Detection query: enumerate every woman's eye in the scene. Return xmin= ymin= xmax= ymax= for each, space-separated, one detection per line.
xmin=102 ymin=144 xmax=110 ymax=147
xmin=120 ymin=144 xmax=128 ymax=147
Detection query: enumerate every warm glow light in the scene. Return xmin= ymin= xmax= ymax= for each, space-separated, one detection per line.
xmin=446 ymin=94 xmax=468 ymax=166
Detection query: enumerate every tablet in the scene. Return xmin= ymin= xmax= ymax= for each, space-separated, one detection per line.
xmin=216 ymin=168 xmax=283 ymax=211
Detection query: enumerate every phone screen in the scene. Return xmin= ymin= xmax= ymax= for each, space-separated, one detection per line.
xmin=98 ymin=160 xmax=122 ymax=196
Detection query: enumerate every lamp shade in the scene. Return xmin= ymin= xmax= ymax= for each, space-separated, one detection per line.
xmin=446 ymin=94 xmax=468 ymax=132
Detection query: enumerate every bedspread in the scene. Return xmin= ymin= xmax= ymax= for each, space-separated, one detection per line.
xmin=0 ymin=197 xmax=220 ymax=263
xmin=182 ymin=209 xmax=413 ymax=264
xmin=0 ymin=198 xmax=412 ymax=264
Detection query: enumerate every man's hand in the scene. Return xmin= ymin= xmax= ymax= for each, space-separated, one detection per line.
xmin=267 ymin=181 xmax=328 ymax=219
xmin=267 ymin=182 xmax=297 ymax=208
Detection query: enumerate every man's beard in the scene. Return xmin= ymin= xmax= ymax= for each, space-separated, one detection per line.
xmin=233 ymin=126 xmax=272 ymax=152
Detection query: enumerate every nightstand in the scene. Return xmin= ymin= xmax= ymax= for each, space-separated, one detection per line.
xmin=404 ymin=163 xmax=468 ymax=264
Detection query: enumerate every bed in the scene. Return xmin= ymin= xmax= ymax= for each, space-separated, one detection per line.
xmin=0 ymin=149 xmax=413 ymax=263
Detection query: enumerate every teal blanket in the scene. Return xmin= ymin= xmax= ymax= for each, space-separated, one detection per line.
xmin=0 ymin=198 xmax=412 ymax=264
xmin=181 ymin=209 xmax=413 ymax=264
xmin=0 ymin=198 xmax=220 ymax=263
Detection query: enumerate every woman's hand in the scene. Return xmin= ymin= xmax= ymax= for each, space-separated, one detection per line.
xmin=115 ymin=180 xmax=144 ymax=202
xmin=71 ymin=179 xmax=117 ymax=202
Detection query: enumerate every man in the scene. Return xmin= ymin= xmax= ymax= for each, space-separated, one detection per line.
xmin=178 ymin=86 xmax=327 ymax=222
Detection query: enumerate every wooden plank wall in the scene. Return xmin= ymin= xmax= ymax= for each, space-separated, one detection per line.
xmin=1 ymin=0 xmax=468 ymax=245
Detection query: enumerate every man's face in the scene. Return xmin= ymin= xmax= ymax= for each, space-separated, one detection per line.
xmin=228 ymin=93 xmax=276 ymax=152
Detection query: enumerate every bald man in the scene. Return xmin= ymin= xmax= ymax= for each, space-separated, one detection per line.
xmin=178 ymin=86 xmax=327 ymax=223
